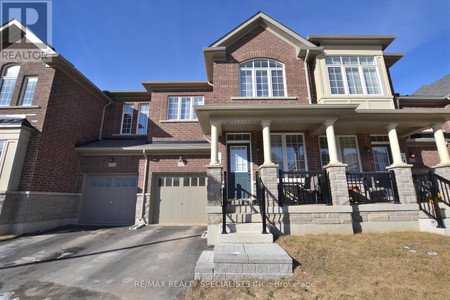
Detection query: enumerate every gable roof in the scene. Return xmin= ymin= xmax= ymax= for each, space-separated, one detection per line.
xmin=203 ymin=12 xmax=321 ymax=83
xmin=0 ymin=19 xmax=55 ymax=54
xmin=210 ymin=11 xmax=317 ymax=49
xmin=413 ymin=74 xmax=450 ymax=97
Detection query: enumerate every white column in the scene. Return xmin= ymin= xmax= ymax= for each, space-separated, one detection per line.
xmin=325 ymin=120 xmax=340 ymax=164
xmin=210 ymin=122 xmax=220 ymax=165
xmin=432 ymin=124 xmax=450 ymax=165
xmin=387 ymin=123 xmax=405 ymax=166
xmin=261 ymin=120 xmax=273 ymax=165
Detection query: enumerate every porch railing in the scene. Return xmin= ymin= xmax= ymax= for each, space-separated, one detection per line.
xmin=255 ymin=171 xmax=268 ymax=234
xmin=413 ymin=171 xmax=445 ymax=228
xmin=346 ymin=171 xmax=399 ymax=204
xmin=278 ymin=169 xmax=332 ymax=206
xmin=222 ymin=171 xmax=228 ymax=234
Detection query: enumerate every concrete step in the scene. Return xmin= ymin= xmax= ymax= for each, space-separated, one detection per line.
xmin=226 ymin=205 xmax=260 ymax=214
xmin=228 ymin=199 xmax=256 ymax=205
xmin=194 ymin=243 xmax=293 ymax=281
xmin=225 ymin=223 xmax=265 ymax=232
xmin=218 ymin=232 xmax=273 ymax=244
xmin=419 ymin=218 xmax=450 ymax=236
xmin=226 ymin=213 xmax=262 ymax=223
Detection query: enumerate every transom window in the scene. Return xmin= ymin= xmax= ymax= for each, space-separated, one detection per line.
xmin=319 ymin=136 xmax=362 ymax=172
xmin=239 ymin=59 xmax=286 ymax=97
xmin=271 ymin=134 xmax=306 ymax=171
xmin=167 ymin=96 xmax=204 ymax=120
xmin=121 ymin=104 xmax=134 ymax=134
xmin=325 ymin=56 xmax=382 ymax=95
xmin=20 ymin=76 xmax=38 ymax=106
xmin=0 ymin=65 xmax=20 ymax=106
xmin=136 ymin=104 xmax=149 ymax=134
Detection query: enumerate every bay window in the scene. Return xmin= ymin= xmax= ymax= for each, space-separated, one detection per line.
xmin=319 ymin=136 xmax=362 ymax=171
xmin=239 ymin=59 xmax=286 ymax=97
xmin=271 ymin=134 xmax=306 ymax=171
xmin=167 ymin=96 xmax=204 ymax=120
xmin=325 ymin=56 xmax=382 ymax=95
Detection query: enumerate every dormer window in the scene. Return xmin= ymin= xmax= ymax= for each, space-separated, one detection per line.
xmin=239 ymin=59 xmax=286 ymax=97
xmin=0 ymin=65 xmax=20 ymax=106
xmin=325 ymin=56 xmax=382 ymax=95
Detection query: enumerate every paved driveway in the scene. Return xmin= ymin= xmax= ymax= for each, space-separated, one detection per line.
xmin=0 ymin=225 xmax=206 ymax=300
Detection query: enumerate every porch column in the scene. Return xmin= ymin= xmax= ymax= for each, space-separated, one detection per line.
xmin=387 ymin=123 xmax=405 ymax=166
xmin=432 ymin=124 xmax=450 ymax=180
xmin=325 ymin=120 xmax=340 ymax=164
xmin=432 ymin=124 xmax=450 ymax=166
xmin=261 ymin=120 xmax=274 ymax=166
xmin=210 ymin=121 xmax=220 ymax=166
xmin=385 ymin=124 xmax=416 ymax=204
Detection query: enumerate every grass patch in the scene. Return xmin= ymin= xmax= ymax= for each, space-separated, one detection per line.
xmin=185 ymin=232 xmax=450 ymax=300
xmin=0 ymin=234 xmax=17 ymax=242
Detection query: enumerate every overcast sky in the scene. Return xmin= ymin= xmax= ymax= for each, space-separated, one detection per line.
xmin=48 ymin=0 xmax=449 ymax=95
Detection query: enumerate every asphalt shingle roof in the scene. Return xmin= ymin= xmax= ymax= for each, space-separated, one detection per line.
xmin=412 ymin=74 xmax=450 ymax=97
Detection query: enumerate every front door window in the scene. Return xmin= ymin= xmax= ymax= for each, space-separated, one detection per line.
xmin=373 ymin=146 xmax=391 ymax=172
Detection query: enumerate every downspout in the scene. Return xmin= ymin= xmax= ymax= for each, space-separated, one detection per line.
xmin=99 ymin=99 xmax=113 ymax=140
xmin=131 ymin=148 xmax=148 ymax=230
xmin=304 ymin=49 xmax=312 ymax=104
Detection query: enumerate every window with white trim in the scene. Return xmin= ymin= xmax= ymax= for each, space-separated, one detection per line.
xmin=120 ymin=104 xmax=133 ymax=134
xmin=167 ymin=96 xmax=204 ymax=120
xmin=271 ymin=134 xmax=306 ymax=171
xmin=319 ymin=136 xmax=362 ymax=172
xmin=20 ymin=76 xmax=38 ymax=106
xmin=0 ymin=65 xmax=20 ymax=106
xmin=325 ymin=56 xmax=382 ymax=95
xmin=239 ymin=59 xmax=286 ymax=97
xmin=136 ymin=104 xmax=149 ymax=134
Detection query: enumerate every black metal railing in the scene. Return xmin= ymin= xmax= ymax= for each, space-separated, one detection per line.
xmin=222 ymin=171 xmax=228 ymax=234
xmin=255 ymin=171 xmax=268 ymax=234
xmin=278 ymin=169 xmax=332 ymax=206
xmin=413 ymin=171 xmax=445 ymax=228
xmin=435 ymin=173 xmax=450 ymax=207
xmin=346 ymin=171 xmax=399 ymax=204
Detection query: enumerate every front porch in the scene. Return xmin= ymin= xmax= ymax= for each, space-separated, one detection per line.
xmin=195 ymin=104 xmax=450 ymax=245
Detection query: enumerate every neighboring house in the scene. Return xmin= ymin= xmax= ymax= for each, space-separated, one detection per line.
xmin=0 ymin=13 xmax=449 ymax=243
xmin=397 ymin=75 xmax=450 ymax=172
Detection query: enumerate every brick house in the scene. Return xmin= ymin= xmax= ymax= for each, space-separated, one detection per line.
xmin=0 ymin=13 xmax=449 ymax=242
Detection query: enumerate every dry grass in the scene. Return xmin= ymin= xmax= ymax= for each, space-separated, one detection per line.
xmin=185 ymin=232 xmax=450 ymax=300
xmin=0 ymin=234 xmax=17 ymax=242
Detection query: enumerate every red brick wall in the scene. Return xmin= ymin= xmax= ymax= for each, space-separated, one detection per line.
xmin=28 ymin=69 xmax=106 ymax=193
xmin=212 ymin=26 xmax=309 ymax=104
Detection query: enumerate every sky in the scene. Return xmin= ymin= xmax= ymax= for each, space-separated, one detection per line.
xmin=45 ymin=0 xmax=450 ymax=94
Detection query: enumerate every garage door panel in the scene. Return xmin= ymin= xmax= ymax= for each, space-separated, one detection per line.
xmin=156 ymin=175 xmax=207 ymax=225
xmin=81 ymin=175 xmax=138 ymax=225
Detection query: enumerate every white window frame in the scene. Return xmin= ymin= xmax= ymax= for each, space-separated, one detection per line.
xmin=167 ymin=96 xmax=204 ymax=120
xmin=271 ymin=133 xmax=308 ymax=172
xmin=325 ymin=56 xmax=383 ymax=96
xmin=19 ymin=76 xmax=38 ymax=106
xmin=120 ymin=104 xmax=134 ymax=135
xmin=136 ymin=104 xmax=150 ymax=134
xmin=0 ymin=65 xmax=21 ymax=106
xmin=0 ymin=141 xmax=6 ymax=175
xmin=319 ymin=135 xmax=362 ymax=172
xmin=239 ymin=59 xmax=287 ymax=97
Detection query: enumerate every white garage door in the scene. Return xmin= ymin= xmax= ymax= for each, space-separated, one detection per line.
xmin=154 ymin=175 xmax=207 ymax=225
xmin=80 ymin=175 xmax=138 ymax=225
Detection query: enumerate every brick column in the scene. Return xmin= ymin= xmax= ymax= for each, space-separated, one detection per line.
xmin=324 ymin=164 xmax=350 ymax=206
xmin=207 ymin=165 xmax=223 ymax=206
xmin=386 ymin=165 xmax=417 ymax=204
xmin=259 ymin=164 xmax=279 ymax=206
xmin=434 ymin=165 xmax=450 ymax=181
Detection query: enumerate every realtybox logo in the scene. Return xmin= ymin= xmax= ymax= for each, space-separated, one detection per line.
xmin=1 ymin=0 xmax=52 ymax=45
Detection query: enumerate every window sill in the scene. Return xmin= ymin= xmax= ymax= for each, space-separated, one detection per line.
xmin=0 ymin=105 xmax=41 ymax=109
xmin=230 ymin=97 xmax=298 ymax=101
xmin=160 ymin=120 xmax=199 ymax=123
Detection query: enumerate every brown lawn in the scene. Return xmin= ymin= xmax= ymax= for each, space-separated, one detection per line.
xmin=184 ymin=232 xmax=450 ymax=300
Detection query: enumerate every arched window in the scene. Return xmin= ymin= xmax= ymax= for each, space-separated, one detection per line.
xmin=239 ymin=59 xmax=285 ymax=97
xmin=0 ymin=65 xmax=20 ymax=106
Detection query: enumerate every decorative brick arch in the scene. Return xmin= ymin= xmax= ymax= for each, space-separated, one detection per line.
xmin=233 ymin=51 xmax=286 ymax=64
